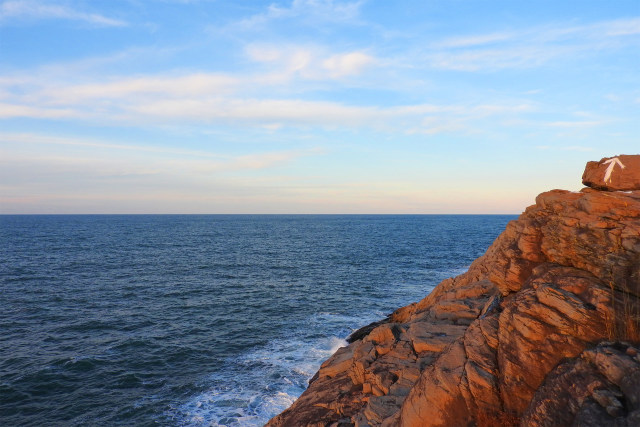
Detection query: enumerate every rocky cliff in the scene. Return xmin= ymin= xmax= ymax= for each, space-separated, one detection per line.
xmin=267 ymin=155 xmax=640 ymax=427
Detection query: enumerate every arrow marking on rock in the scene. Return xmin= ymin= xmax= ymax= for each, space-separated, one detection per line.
xmin=603 ymin=157 xmax=625 ymax=183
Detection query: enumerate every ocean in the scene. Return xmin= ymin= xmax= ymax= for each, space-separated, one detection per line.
xmin=0 ymin=214 xmax=515 ymax=426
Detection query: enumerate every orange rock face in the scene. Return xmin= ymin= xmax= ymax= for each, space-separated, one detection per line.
xmin=582 ymin=154 xmax=640 ymax=191
xmin=267 ymin=163 xmax=640 ymax=427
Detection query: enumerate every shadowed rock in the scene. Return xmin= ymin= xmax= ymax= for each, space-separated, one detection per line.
xmin=522 ymin=342 xmax=640 ymax=426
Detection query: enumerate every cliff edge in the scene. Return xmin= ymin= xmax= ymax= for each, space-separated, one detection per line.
xmin=267 ymin=155 xmax=640 ymax=427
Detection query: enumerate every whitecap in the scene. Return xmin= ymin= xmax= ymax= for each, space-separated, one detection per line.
xmin=174 ymin=331 xmax=348 ymax=426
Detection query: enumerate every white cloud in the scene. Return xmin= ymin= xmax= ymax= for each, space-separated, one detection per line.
xmin=236 ymin=0 xmax=364 ymax=29
xmin=322 ymin=52 xmax=374 ymax=77
xmin=274 ymin=0 xmax=363 ymax=21
xmin=0 ymin=68 xmax=535 ymax=132
xmin=563 ymin=146 xmax=594 ymax=152
xmin=0 ymin=0 xmax=127 ymax=26
xmin=0 ymin=132 xmax=316 ymax=175
xmin=604 ymin=94 xmax=622 ymax=103
xmin=37 ymin=73 xmax=239 ymax=104
xmin=432 ymin=32 xmax=515 ymax=49
xmin=425 ymin=45 xmax=566 ymax=71
xmin=0 ymin=132 xmax=229 ymax=158
xmin=0 ymin=54 xmax=536 ymax=133
xmin=535 ymin=145 xmax=594 ymax=152
xmin=4 ymin=13 xmax=633 ymax=135
xmin=286 ymin=50 xmax=314 ymax=73
xmin=245 ymin=44 xmax=375 ymax=80
xmin=125 ymin=97 xmax=383 ymax=124
xmin=546 ymin=120 xmax=606 ymax=128
xmin=599 ymin=17 xmax=640 ymax=36
xmin=0 ymin=102 xmax=82 ymax=119
xmin=245 ymin=45 xmax=284 ymax=63
xmin=423 ymin=17 xmax=640 ymax=71
xmin=1 ymin=90 xmax=534 ymax=135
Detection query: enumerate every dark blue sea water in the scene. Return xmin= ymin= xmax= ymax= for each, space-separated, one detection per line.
xmin=0 ymin=215 xmax=515 ymax=426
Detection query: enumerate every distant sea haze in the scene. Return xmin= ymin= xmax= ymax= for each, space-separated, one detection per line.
xmin=0 ymin=214 xmax=514 ymax=426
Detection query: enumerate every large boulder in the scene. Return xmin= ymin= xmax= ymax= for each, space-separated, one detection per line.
xmin=582 ymin=155 xmax=640 ymax=191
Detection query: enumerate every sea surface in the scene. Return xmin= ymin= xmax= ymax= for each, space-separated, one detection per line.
xmin=1 ymin=214 xmax=515 ymax=426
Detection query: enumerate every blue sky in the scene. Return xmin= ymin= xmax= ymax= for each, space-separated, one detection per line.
xmin=1 ymin=0 xmax=638 ymax=213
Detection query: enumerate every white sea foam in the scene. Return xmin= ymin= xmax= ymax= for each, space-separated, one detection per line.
xmin=175 ymin=314 xmax=353 ymax=426
xmin=174 ymin=274 xmax=457 ymax=426
xmin=329 ymin=336 xmax=348 ymax=354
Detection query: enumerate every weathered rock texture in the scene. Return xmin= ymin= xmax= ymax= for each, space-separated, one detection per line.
xmin=522 ymin=342 xmax=640 ymax=426
xmin=267 ymin=164 xmax=640 ymax=427
xmin=582 ymin=155 xmax=640 ymax=191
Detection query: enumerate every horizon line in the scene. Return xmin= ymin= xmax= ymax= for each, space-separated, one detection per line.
xmin=0 ymin=212 xmax=520 ymax=216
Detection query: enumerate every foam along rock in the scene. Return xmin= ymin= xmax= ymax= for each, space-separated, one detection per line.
xmin=582 ymin=154 xmax=640 ymax=191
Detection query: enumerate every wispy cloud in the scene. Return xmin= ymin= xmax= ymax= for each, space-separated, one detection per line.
xmin=546 ymin=120 xmax=606 ymax=128
xmin=432 ymin=32 xmax=515 ymax=49
xmin=0 ymin=132 xmax=230 ymax=159
xmin=0 ymin=67 xmax=535 ymax=133
xmin=425 ymin=45 xmax=560 ymax=71
xmin=322 ymin=51 xmax=374 ymax=77
xmin=535 ymin=145 xmax=594 ymax=152
xmin=235 ymin=0 xmax=364 ymax=30
xmin=0 ymin=102 xmax=81 ymax=119
xmin=38 ymin=73 xmax=239 ymax=104
xmin=245 ymin=44 xmax=375 ymax=79
xmin=0 ymin=132 xmax=318 ymax=174
xmin=595 ymin=17 xmax=640 ymax=37
xmin=0 ymin=0 xmax=127 ymax=26
xmin=423 ymin=17 xmax=640 ymax=71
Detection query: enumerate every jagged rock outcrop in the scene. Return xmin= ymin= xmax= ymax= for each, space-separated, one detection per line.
xmin=267 ymin=159 xmax=640 ymax=427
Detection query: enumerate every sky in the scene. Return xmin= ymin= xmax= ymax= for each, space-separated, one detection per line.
xmin=0 ymin=0 xmax=638 ymax=214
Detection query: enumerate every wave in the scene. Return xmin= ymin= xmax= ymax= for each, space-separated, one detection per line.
xmin=173 ymin=315 xmax=353 ymax=426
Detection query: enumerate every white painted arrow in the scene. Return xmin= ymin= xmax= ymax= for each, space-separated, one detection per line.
xmin=603 ymin=157 xmax=625 ymax=183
